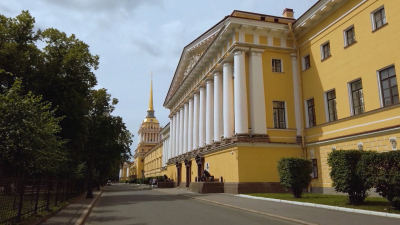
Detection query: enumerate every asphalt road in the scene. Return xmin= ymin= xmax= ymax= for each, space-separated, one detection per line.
xmin=86 ymin=184 xmax=299 ymax=225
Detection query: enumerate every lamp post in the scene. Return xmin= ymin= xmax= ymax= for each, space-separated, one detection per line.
xmin=86 ymin=109 xmax=109 ymax=199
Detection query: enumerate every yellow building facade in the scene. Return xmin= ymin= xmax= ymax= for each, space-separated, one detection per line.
xmin=134 ymin=0 xmax=399 ymax=194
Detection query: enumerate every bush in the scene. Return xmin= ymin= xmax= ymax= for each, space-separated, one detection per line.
xmin=327 ymin=150 xmax=376 ymax=205
xmin=360 ymin=151 xmax=400 ymax=209
xmin=277 ymin=157 xmax=312 ymax=198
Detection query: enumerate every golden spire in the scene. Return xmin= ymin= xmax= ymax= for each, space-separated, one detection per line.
xmin=148 ymin=71 xmax=154 ymax=111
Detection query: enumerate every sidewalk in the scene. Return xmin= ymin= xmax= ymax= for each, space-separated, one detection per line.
xmin=154 ymin=188 xmax=400 ymax=225
xmin=40 ymin=190 xmax=102 ymax=225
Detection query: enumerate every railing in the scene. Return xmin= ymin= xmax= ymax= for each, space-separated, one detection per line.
xmin=0 ymin=178 xmax=85 ymax=224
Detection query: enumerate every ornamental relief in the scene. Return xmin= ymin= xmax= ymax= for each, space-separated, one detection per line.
xmin=184 ymin=52 xmax=202 ymax=77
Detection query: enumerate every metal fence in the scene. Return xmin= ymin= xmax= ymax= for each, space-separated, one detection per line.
xmin=0 ymin=178 xmax=85 ymax=224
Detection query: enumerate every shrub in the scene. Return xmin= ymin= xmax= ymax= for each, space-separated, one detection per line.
xmin=277 ymin=157 xmax=312 ymax=198
xmin=360 ymin=151 xmax=400 ymax=209
xmin=327 ymin=150 xmax=376 ymax=205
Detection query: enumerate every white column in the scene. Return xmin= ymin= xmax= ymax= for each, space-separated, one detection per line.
xmin=183 ymin=103 xmax=189 ymax=152
xmin=175 ymin=111 xmax=180 ymax=157
xmin=206 ymin=80 xmax=214 ymax=145
xmin=199 ymin=86 xmax=206 ymax=147
xmin=291 ymin=53 xmax=302 ymax=137
xmin=179 ymin=107 xmax=184 ymax=155
xmin=214 ymin=71 xmax=223 ymax=141
xmin=188 ymin=98 xmax=194 ymax=151
xmin=223 ymin=62 xmax=234 ymax=137
xmin=193 ymin=92 xmax=200 ymax=149
xmin=233 ymin=48 xmax=249 ymax=134
xmin=170 ymin=116 xmax=174 ymax=158
xmin=249 ymin=49 xmax=267 ymax=134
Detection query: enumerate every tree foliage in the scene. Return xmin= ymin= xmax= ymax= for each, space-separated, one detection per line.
xmin=327 ymin=150 xmax=376 ymax=205
xmin=0 ymin=79 xmax=66 ymax=176
xmin=277 ymin=157 xmax=312 ymax=198
xmin=0 ymin=11 xmax=132 ymax=179
xmin=359 ymin=151 xmax=400 ymax=209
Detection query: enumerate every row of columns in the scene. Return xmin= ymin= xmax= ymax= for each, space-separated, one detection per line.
xmin=139 ymin=132 xmax=160 ymax=143
xmin=162 ymin=136 xmax=170 ymax=167
xmin=166 ymin=49 xmax=302 ymax=159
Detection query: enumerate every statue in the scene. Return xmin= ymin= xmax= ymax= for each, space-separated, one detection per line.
xmin=203 ymin=170 xmax=214 ymax=182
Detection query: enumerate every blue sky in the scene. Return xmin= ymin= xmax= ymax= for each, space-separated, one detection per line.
xmin=2 ymin=0 xmax=318 ymax=150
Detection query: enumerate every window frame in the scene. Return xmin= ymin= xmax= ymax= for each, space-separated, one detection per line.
xmin=272 ymin=59 xmax=283 ymax=73
xmin=343 ymin=25 xmax=356 ymax=47
xmin=324 ymin=89 xmax=338 ymax=122
xmin=320 ymin=41 xmax=331 ymax=60
xmin=272 ymin=101 xmax=287 ymax=129
xmin=371 ymin=6 xmax=387 ymax=31
xmin=305 ymin=98 xmax=316 ymax=128
xmin=348 ymin=79 xmax=365 ymax=116
xmin=311 ymin=159 xmax=318 ymax=179
xmin=377 ymin=65 xmax=398 ymax=107
xmin=302 ymin=54 xmax=311 ymax=71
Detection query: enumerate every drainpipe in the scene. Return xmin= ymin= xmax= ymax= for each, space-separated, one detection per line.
xmin=288 ymin=23 xmax=307 ymax=159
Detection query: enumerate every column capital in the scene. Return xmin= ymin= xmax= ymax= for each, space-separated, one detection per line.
xmin=199 ymin=85 xmax=206 ymax=90
xmin=223 ymin=61 xmax=233 ymax=67
xmin=188 ymin=98 xmax=194 ymax=102
xmin=232 ymin=47 xmax=249 ymax=56
xmin=206 ymin=79 xmax=214 ymax=84
xmin=184 ymin=102 xmax=188 ymax=106
xmin=290 ymin=53 xmax=298 ymax=59
xmin=249 ymin=48 xmax=264 ymax=56
xmin=213 ymin=70 xmax=222 ymax=77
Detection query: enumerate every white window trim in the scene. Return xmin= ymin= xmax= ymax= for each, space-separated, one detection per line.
xmin=324 ymin=89 xmax=335 ymax=123
xmin=370 ymin=5 xmax=387 ymax=31
xmin=272 ymin=58 xmax=283 ymax=72
xmin=343 ymin=25 xmax=355 ymax=47
xmin=302 ymin=54 xmax=310 ymax=71
xmin=347 ymin=78 xmax=362 ymax=116
xmin=376 ymin=64 xmax=396 ymax=107
xmin=272 ymin=101 xmax=288 ymax=129
xmin=320 ymin=41 xmax=330 ymax=60
xmin=304 ymin=97 xmax=314 ymax=128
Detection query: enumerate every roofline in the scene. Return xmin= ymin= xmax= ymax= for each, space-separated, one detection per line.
xmin=294 ymin=0 xmax=322 ymax=25
xmin=163 ymin=16 xmax=229 ymax=107
xmin=231 ymin=10 xmax=296 ymax=21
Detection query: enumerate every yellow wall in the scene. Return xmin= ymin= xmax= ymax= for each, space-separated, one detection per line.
xmin=237 ymin=145 xmax=302 ymax=182
xmin=202 ymin=147 xmax=239 ymax=182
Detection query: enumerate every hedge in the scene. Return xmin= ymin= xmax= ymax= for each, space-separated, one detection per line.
xmin=327 ymin=150 xmax=377 ymax=205
xmin=277 ymin=157 xmax=312 ymax=198
xmin=359 ymin=151 xmax=400 ymax=209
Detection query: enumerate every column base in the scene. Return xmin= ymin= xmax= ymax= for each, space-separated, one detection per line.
xmin=296 ymin=135 xmax=303 ymax=144
xmin=232 ymin=133 xmax=270 ymax=143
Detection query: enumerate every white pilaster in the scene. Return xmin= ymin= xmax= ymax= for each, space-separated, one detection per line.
xmin=214 ymin=71 xmax=223 ymax=141
xmin=175 ymin=112 xmax=180 ymax=157
xmin=223 ymin=62 xmax=234 ymax=138
xmin=183 ymin=103 xmax=189 ymax=152
xmin=199 ymin=86 xmax=206 ymax=147
xmin=179 ymin=107 xmax=184 ymax=155
xmin=291 ymin=53 xmax=302 ymax=136
xmin=169 ymin=117 xmax=174 ymax=158
xmin=188 ymin=98 xmax=194 ymax=151
xmin=206 ymin=80 xmax=214 ymax=145
xmin=233 ymin=47 xmax=249 ymax=134
xmin=249 ymin=48 xmax=267 ymax=134
xmin=193 ymin=92 xmax=200 ymax=149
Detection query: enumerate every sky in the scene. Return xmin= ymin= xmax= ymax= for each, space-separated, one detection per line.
xmin=2 ymin=0 xmax=318 ymax=149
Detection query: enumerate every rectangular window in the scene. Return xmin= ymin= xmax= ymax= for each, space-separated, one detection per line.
xmin=303 ymin=55 xmax=310 ymax=70
xmin=380 ymin=66 xmax=399 ymax=106
xmin=273 ymin=101 xmax=286 ymax=129
xmin=373 ymin=7 xmax=387 ymax=30
xmin=307 ymin=98 xmax=316 ymax=127
xmin=326 ymin=90 xmax=337 ymax=122
xmin=344 ymin=26 xmax=356 ymax=46
xmin=272 ymin=59 xmax=282 ymax=72
xmin=311 ymin=159 xmax=318 ymax=178
xmin=351 ymin=80 xmax=365 ymax=115
xmin=321 ymin=42 xmax=331 ymax=60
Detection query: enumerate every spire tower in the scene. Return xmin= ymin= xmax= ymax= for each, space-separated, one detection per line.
xmin=146 ymin=72 xmax=156 ymax=120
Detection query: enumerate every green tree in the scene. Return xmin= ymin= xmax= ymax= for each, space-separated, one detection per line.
xmin=277 ymin=157 xmax=312 ymax=198
xmin=0 ymin=79 xmax=66 ymax=177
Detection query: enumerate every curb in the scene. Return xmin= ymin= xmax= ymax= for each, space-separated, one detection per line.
xmin=153 ymin=189 xmax=317 ymax=225
xmin=74 ymin=190 xmax=103 ymax=225
xmin=236 ymin=195 xmax=400 ymax=219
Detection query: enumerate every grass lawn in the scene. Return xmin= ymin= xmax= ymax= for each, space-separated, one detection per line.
xmin=247 ymin=193 xmax=400 ymax=214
